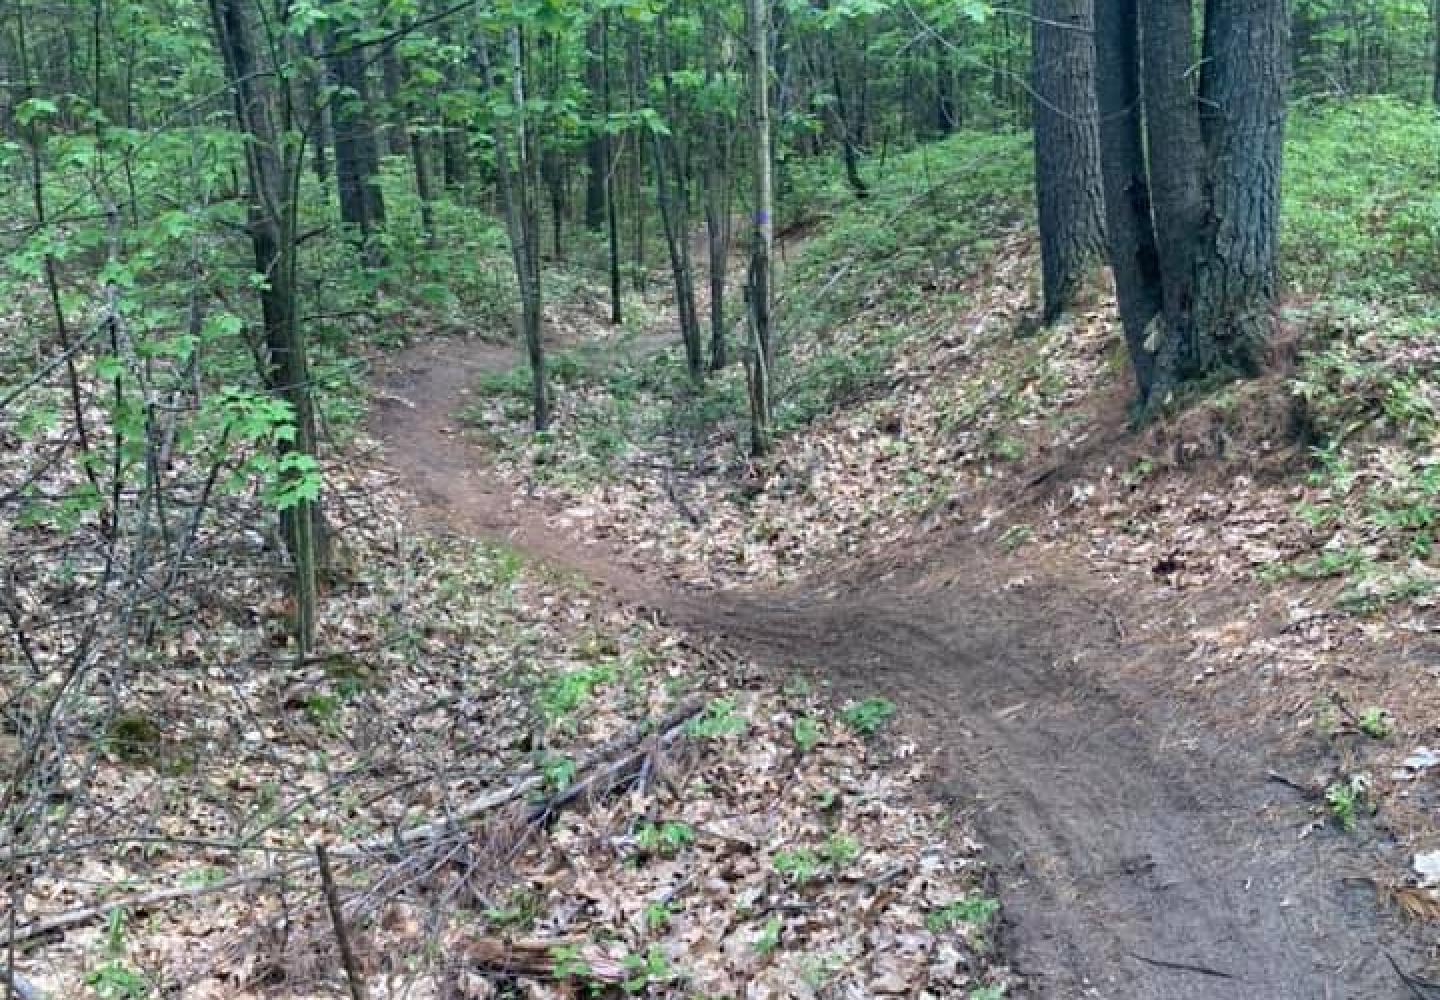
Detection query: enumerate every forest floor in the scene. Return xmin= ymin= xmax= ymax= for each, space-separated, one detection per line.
xmin=11 ymin=123 xmax=1440 ymax=999
xmin=369 ymin=242 xmax=1440 ymax=997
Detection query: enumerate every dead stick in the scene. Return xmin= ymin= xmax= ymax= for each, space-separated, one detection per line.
xmin=1266 ymin=770 xmax=1320 ymax=799
xmin=317 ymin=846 xmax=370 ymax=1000
xmin=6 ymin=866 xmax=306 ymax=947
xmin=1386 ymin=950 xmax=1440 ymax=1000
xmin=1127 ymin=951 xmax=1236 ymax=980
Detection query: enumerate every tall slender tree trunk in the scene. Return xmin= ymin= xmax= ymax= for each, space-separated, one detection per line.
xmin=702 ymin=5 xmax=734 ymax=371
xmin=482 ymin=28 xmax=548 ymax=431
xmin=935 ymin=38 xmax=957 ymax=136
xmin=746 ymin=0 xmax=775 ymax=456
xmin=584 ymin=15 xmax=607 ymax=233
xmin=1432 ymin=0 xmax=1440 ymax=105
xmin=390 ymin=26 xmax=435 ymax=250
xmin=1031 ymin=0 xmax=1106 ymax=324
xmin=833 ymin=60 xmax=869 ymax=200
xmin=625 ymin=29 xmax=648 ymax=293
xmin=651 ymin=130 xmax=705 ymax=385
xmin=303 ymin=31 xmax=331 ymax=183
xmin=648 ymin=23 xmax=704 ymax=385
xmin=380 ymin=41 xmax=410 ymax=157
xmin=210 ymin=0 xmax=320 ymax=655
xmin=601 ymin=11 xmax=622 ymax=325
xmin=1094 ymin=0 xmax=1162 ymax=396
xmin=441 ymin=114 xmax=467 ymax=188
xmin=328 ymin=34 xmax=386 ymax=264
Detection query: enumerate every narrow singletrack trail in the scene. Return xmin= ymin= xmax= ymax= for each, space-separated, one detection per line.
xmin=372 ymin=334 xmax=1425 ymax=1000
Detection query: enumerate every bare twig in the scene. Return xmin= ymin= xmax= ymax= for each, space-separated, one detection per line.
xmin=1266 ymin=770 xmax=1322 ymax=800
xmin=317 ymin=845 xmax=371 ymax=1000
xmin=7 ymin=866 xmax=307 ymax=946
xmin=1387 ymin=951 xmax=1440 ymax=1000
xmin=1127 ymin=951 xmax=1237 ymax=980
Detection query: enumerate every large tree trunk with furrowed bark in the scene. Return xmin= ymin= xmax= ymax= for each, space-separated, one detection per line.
xmin=1031 ymin=0 xmax=1106 ymax=324
xmin=1094 ymin=0 xmax=1288 ymax=408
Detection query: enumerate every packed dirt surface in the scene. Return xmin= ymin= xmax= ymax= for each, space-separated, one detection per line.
xmin=373 ymin=334 xmax=1430 ymax=999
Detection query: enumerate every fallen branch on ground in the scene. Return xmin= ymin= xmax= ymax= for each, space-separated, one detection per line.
xmin=346 ymin=698 xmax=703 ymax=856
xmin=5 ymin=701 xmax=704 ymax=948
xmin=461 ymin=936 xmax=626 ymax=983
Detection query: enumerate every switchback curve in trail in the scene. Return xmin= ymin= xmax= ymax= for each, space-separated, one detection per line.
xmin=372 ymin=333 xmax=1425 ymax=1000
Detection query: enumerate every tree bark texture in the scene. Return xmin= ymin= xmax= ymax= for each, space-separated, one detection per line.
xmin=328 ymin=36 xmax=386 ymax=262
xmin=209 ymin=0 xmax=320 ymax=653
xmin=747 ymin=0 xmax=775 ymax=456
xmin=1093 ymin=0 xmax=1161 ymax=395
xmin=584 ymin=16 xmax=607 ymax=233
xmin=1031 ymin=0 xmax=1106 ymax=324
xmin=1094 ymin=0 xmax=1288 ymax=406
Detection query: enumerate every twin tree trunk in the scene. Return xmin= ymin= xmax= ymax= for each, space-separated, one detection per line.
xmin=1031 ymin=0 xmax=1105 ymax=324
xmin=1094 ymin=0 xmax=1289 ymax=407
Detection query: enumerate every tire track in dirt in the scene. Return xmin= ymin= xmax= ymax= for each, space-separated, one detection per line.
xmin=372 ymin=335 xmax=1426 ymax=999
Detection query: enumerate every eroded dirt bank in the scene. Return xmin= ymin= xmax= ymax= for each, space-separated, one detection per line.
xmin=374 ymin=333 xmax=1427 ymax=999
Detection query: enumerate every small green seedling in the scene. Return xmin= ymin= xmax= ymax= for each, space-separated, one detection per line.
xmin=842 ymin=697 xmax=896 ymax=736
xmin=999 ymin=524 xmax=1034 ymax=552
xmin=793 ymin=716 xmax=823 ymax=753
xmin=540 ymin=754 xmax=577 ymax=793
xmin=753 ymin=915 xmax=783 ymax=955
xmin=927 ymin=894 xmax=1001 ymax=935
xmin=1358 ymin=707 xmax=1393 ymax=740
xmin=644 ymin=900 xmax=676 ymax=931
xmin=550 ymin=944 xmax=591 ymax=979
xmin=686 ymin=698 xmax=748 ymax=740
xmin=822 ymin=833 xmax=860 ymax=869
xmin=85 ymin=964 xmax=149 ymax=1000
xmin=539 ymin=664 xmax=615 ymax=723
xmin=1325 ymin=774 xmax=1372 ymax=831
xmin=772 ymin=848 xmax=823 ymax=885
xmin=635 ymin=821 xmax=695 ymax=858
xmin=622 ymin=944 xmax=674 ymax=993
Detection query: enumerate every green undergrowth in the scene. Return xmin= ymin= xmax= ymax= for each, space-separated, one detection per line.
xmin=1263 ymin=99 xmax=1440 ymax=612
xmin=1275 ymin=300 xmax=1440 ymax=612
xmin=1283 ymin=97 xmax=1440 ymax=301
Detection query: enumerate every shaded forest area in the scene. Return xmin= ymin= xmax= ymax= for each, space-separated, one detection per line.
xmin=3 ymin=1 xmax=1440 ymax=998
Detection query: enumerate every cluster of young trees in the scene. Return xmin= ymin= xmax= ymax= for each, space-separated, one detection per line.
xmin=2 ymin=0 xmax=1436 ymax=647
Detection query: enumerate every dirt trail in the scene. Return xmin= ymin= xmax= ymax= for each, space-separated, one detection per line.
xmin=372 ymin=335 xmax=1426 ymax=999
